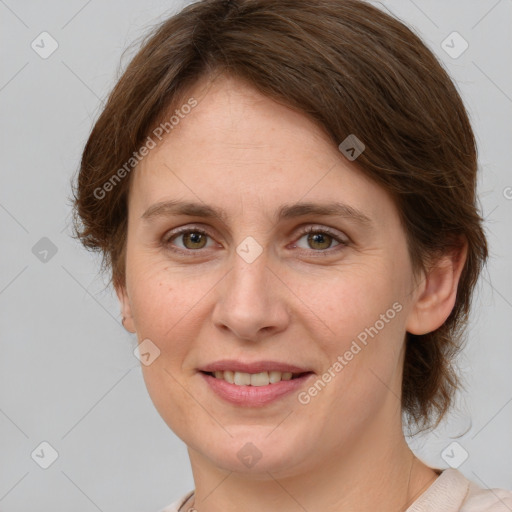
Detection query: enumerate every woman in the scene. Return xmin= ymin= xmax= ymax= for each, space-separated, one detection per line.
xmin=72 ymin=0 xmax=512 ymax=510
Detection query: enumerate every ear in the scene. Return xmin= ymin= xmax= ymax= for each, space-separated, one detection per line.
xmin=406 ymin=240 xmax=468 ymax=335
xmin=115 ymin=283 xmax=136 ymax=333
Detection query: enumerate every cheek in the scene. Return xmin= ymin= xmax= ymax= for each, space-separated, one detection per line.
xmin=300 ymin=265 xmax=408 ymax=401
xmin=127 ymin=259 xmax=208 ymax=336
xmin=129 ymin=264 xmax=213 ymax=438
xmin=299 ymin=264 xmax=403 ymax=345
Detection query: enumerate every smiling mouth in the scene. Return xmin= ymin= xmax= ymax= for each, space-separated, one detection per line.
xmin=201 ymin=370 xmax=311 ymax=386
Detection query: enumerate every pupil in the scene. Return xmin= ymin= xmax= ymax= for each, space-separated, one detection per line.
xmin=185 ymin=232 xmax=205 ymax=248
xmin=309 ymin=233 xmax=330 ymax=249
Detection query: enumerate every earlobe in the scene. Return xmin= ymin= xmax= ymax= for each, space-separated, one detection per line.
xmin=406 ymin=240 xmax=468 ymax=335
xmin=115 ymin=284 xmax=136 ymax=333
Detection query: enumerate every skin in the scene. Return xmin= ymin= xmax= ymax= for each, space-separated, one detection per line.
xmin=117 ymin=73 xmax=467 ymax=512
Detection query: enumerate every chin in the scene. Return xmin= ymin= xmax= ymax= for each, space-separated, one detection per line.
xmin=197 ymin=428 xmax=315 ymax=478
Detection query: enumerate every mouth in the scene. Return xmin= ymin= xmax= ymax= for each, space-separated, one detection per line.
xmin=197 ymin=360 xmax=315 ymax=406
xmin=200 ymin=370 xmax=312 ymax=386
xmin=198 ymin=364 xmax=315 ymax=406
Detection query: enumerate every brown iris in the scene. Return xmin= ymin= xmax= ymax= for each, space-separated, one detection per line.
xmin=182 ymin=232 xmax=208 ymax=250
xmin=307 ymin=232 xmax=333 ymax=250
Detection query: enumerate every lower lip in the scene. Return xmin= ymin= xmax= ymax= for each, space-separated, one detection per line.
xmin=200 ymin=372 xmax=314 ymax=407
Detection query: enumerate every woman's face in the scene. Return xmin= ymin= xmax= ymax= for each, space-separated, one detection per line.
xmin=119 ymin=74 xmax=422 ymax=477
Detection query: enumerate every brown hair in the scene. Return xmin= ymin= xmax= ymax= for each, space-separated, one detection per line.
xmin=71 ymin=0 xmax=488 ymax=430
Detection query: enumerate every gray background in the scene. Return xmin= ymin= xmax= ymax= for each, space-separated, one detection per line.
xmin=0 ymin=0 xmax=511 ymax=510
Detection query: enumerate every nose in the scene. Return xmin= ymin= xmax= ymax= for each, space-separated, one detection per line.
xmin=211 ymin=249 xmax=290 ymax=342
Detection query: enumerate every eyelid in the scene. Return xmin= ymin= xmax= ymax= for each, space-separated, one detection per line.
xmin=295 ymin=224 xmax=350 ymax=243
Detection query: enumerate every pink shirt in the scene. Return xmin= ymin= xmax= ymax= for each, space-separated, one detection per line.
xmin=158 ymin=468 xmax=512 ymax=511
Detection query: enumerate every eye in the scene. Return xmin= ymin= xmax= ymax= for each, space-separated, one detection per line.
xmin=163 ymin=227 xmax=217 ymax=252
xmin=162 ymin=225 xmax=349 ymax=256
xmin=294 ymin=226 xmax=348 ymax=252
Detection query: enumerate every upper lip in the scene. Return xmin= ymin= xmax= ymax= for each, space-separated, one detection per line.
xmin=198 ymin=360 xmax=312 ymax=374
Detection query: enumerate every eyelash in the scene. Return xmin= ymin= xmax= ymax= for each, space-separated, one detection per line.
xmin=162 ymin=225 xmax=349 ymax=257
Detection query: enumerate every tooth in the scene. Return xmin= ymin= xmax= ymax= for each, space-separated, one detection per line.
xmin=223 ymin=370 xmax=235 ymax=383
xmin=214 ymin=370 xmax=297 ymax=385
xmin=250 ymin=372 xmax=270 ymax=386
xmin=234 ymin=371 xmax=251 ymax=385
xmin=269 ymin=371 xmax=282 ymax=383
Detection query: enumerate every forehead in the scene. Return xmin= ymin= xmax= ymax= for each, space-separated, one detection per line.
xmin=129 ymin=74 xmax=398 ymax=227
xmin=156 ymin=73 xmax=335 ymax=167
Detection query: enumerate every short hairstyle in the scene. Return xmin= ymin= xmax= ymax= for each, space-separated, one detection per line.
xmin=71 ymin=0 xmax=488 ymax=431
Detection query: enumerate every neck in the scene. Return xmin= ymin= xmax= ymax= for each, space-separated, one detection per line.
xmin=185 ymin=418 xmax=439 ymax=512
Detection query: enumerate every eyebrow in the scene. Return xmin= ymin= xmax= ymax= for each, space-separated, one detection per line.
xmin=141 ymin=199 xmax=372 ymax=225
